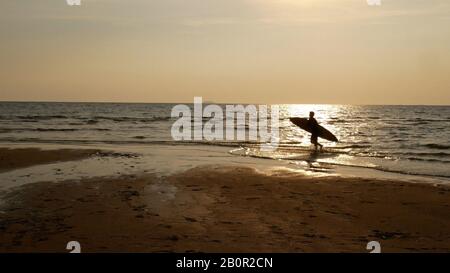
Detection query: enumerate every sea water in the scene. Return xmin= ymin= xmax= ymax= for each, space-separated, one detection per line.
xmin=0 ymin=102 xmax=449 ymax=181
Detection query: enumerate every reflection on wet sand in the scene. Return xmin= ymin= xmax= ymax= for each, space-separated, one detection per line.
xmin=1 ymin=160 xmax=450 ymax=252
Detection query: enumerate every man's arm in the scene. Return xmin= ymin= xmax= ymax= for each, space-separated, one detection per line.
xmin=310 ymin=118 xmax=319 ymax=132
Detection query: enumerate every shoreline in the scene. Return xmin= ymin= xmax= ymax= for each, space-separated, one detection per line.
xmin=1 ymin=143 xmax=448 ymax=187
xmin=1 ymin=148 xmax=449 ymax=252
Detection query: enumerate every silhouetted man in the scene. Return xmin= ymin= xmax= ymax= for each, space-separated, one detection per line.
xmin=308 ymin=111 xmax=323 ymax=151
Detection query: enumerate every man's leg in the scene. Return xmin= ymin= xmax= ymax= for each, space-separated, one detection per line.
xmin=311 ymin=135 xmax=319 ymax=151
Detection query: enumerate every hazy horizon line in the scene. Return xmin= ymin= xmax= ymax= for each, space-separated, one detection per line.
xmin=0 ymin=100 xmax=449 ymax=107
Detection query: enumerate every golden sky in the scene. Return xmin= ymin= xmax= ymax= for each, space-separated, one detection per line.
xmin=1 ymin=0 xmax=449 ymax=104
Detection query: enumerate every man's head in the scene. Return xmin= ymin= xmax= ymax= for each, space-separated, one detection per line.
xmin=309 ymin=111 xmax=315 ymax=118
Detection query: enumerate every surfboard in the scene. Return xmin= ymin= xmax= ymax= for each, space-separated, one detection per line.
xmin=290 ymin=117 xmax=338 ymax=142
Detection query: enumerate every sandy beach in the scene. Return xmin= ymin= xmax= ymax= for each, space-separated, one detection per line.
xmin=1 ymin=148 xmax=449 ymax=253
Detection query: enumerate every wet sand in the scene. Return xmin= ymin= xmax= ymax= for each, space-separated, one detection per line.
xmin=0 ymin=148 xmax=101 ymax=173
xmin=1 ymin=149 xmax=450 ymax=252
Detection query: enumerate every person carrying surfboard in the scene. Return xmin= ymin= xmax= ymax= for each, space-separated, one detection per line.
xmin=308 ymin=111 xmax=323 ymax=151
xmin=289 ymin=113 xmax=338 ymax=149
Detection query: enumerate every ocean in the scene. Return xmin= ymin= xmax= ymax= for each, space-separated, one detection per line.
xmin=0 ymin=102 xmax=449 ymax=181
